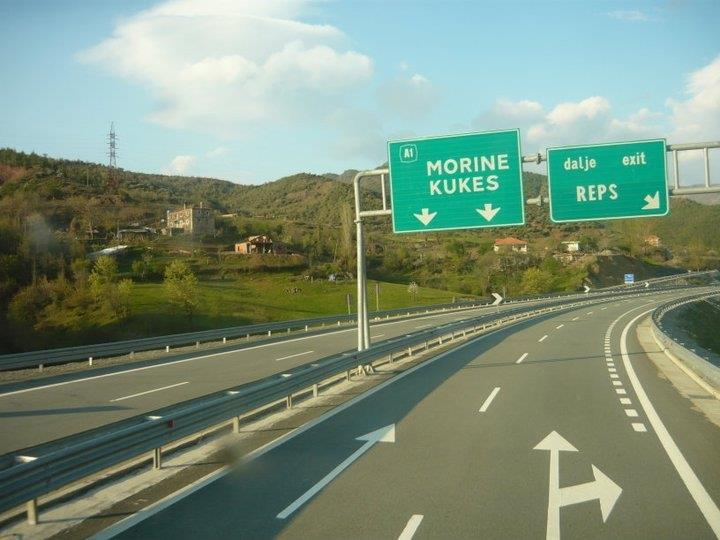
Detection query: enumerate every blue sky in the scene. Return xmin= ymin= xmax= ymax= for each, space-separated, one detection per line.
xmin=0 ymin=0 xmax=718 ymax=184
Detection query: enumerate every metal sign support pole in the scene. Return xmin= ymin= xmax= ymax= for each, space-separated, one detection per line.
xmin=353 ymin=169 xmax=390 ymax=352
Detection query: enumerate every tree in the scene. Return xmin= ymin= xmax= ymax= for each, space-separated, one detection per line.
xmin=89 ymin=255 xmax=132 ymax=318
xmin=520 ymin=267 xmax=554 ymax=295
xmin=89 ymin=256 xmax=118 ymax=301
xmin=339 ymin=203 xmax=355 ymax=273
xmin=164 ymin=260 xmax=199 ymax=321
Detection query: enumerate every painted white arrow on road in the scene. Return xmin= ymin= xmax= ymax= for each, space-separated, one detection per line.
xmin=276 ymin=424 xmax=395 ymax=519
xmin=476 ymin=203 xmax=501 ymax=221
xmin=642 ymin=191 xmax=660 ymax=210
xmin=491 ymin=292 xmax=504 ymax=306
xmin=413 ymin=208 xmax=437 ymax=226
xmin=560 ymin=465 xmax=623 ymax=522
xmin=534 ymin=431 xmax=622 ymax=540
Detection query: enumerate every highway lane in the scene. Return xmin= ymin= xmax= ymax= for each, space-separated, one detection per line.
xmin=97 ymin=291 xmax=720 ymax=539
xmin=0 ymin=298 xmax=568 ymax=454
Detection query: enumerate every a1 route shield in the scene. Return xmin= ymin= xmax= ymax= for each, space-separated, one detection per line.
xmin=388 ymin=129 xmax=525 ymax=233
xmin=547 ymin=139 xmax=668 ymax=223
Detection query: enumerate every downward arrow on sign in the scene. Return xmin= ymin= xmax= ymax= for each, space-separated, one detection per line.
xmin=476 ymin=204 xmax=500 ymax=221
xmin=413 ymin=208 xmax=437 ymax=226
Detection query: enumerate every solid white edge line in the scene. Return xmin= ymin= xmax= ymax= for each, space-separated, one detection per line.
xmin=275 ymin=350 xmax=314 ymax=362
xmin=91 ymin=318 xmax=528 ymax=539
xmin=516 ymin=353 xmax=528 ymax=364
xmin=620 ymin=310 xmax=720 ymax=536
xmin=398 ymin=514 xmax=424 ymax=540
xmin=110 ymin=382 xmax=189 ymax=403
xmin=0 ymin=305 xmax=506 ymax=399
xmin=479 ymin=387 xmax=501 ymax=413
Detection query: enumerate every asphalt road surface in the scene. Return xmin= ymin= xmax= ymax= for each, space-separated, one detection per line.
xmin=94 ymin=291 xmax=720 ymax=539
xmin=0 ymin=298 xmax=571 ymax=453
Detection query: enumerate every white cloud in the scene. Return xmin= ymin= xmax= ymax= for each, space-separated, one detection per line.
xmin=608 ymin=10 xmax=651 ymax=22
xmin=609 ymin=108 xmax=663 ymax=137
xmin=546 ymin=96 xmax=610 ymax=125
xmin=376 ymin=72 xmax=439 ymax=121
xmin=666 ymin=54 xmax=720 ymax=142
xmin=473 ymin=99 xmax=545 ymax=131
xmin=206 ymin=146 xmax=229 ymax=158
xmin=78 ymin=0 xmax=373 ymax=136
xmin=165 ymin=155 xmax=197 ymax=175
xmin=473 ymin=96 xmax=668 ymax=156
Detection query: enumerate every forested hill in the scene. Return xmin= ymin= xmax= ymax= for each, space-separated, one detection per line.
xmin=1 ymin=147 xmax=719 ymax=256
xmin=0 ymin=148 xmax=549 ymax=230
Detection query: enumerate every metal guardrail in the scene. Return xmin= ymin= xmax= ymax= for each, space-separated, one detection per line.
xmin=0 ymin=289 xmax=665 ymax=523
xmin=600 ymin=269 xmax=718 ymax=291
xmin=3 ymin=272 xmax=713 ymax=373
xmin=650 ymin=291 xmax=720 ymax=392
xmin=0 ymin=299 xmax=496 ymax=372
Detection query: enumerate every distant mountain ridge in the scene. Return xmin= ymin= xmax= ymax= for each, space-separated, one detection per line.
xmin=1 ymin=148 xmax=719 ymax=257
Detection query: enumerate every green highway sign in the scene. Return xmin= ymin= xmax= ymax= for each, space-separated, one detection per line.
xmin=547 ymin=139 xmax=668 ymax=223
xmin=388 ymin=129 xmax=525 ymax=233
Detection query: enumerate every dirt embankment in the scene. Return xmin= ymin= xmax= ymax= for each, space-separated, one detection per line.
xmin=587 ymin=254 xmax=685 ymax=288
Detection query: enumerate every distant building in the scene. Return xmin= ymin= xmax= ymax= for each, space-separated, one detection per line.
xmin=644 ymin=235 xmax=661 ymax=247
xmin=493 ymin=237 xmax=528 ymax=253
xmin=562 ymin=240 xmax=580 ymax=253
xmin=117 ymin=227 xmax=154 ymax=241
xmin=165 ymin=203 xmax=215 ymax=237
xmin=235 ymin=235 xmax=276 ymax=254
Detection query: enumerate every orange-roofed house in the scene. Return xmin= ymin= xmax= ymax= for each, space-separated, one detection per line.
xmin=493 ymin=237 xmax=528 ymax=253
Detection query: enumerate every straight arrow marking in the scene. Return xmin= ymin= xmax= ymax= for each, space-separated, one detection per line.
xmin=534 ymin=431 xmax=621 ymax=539
xmin=276 ymin=424 xmax=395 ymax=519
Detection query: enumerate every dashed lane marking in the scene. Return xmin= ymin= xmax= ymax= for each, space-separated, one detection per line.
xmin=479 ymin=387 xmax=501 ymax=413
xmin=398 ymin=514 xmax=424 ymax=540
